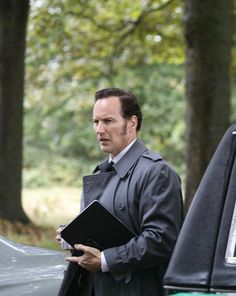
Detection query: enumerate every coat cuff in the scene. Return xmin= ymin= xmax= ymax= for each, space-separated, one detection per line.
xmin=103 ymin=246 xmax=132 ymax=284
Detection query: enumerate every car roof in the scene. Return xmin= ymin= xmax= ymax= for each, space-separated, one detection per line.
xmin=164 ymin=124 xmax=236 ymax=293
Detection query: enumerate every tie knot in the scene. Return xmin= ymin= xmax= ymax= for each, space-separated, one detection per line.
xmin=99 ymin=161 xmax=114 ymax=173
xmin=106 ymin=161 xmax=114 ymax=172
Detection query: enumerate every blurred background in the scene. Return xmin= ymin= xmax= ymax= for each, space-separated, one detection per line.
xmin=0 ymin=0 xmax=235 ymax=250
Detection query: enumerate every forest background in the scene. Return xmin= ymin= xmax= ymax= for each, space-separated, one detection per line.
xmin=1 ymin=0 xmax=236 ymax=249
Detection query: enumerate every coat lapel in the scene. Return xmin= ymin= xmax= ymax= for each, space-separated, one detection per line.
xmin=114 ymin=139 xmax=148 ymax=179
xmin=82 ymin=140 xmax=148 ymax=207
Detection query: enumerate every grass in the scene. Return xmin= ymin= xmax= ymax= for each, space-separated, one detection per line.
xmin=1 ymin=187 xmax=81 ymax=250
xmin=22 ymin=187 xmax=82 ymax=227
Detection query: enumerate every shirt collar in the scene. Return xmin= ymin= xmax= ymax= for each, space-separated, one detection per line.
xmin=109 ymin=138 xmax=137 ymax=164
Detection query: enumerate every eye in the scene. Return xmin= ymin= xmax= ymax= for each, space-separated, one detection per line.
xmin=103 ymin=119 xmax=113 ymax=124
xmin=93 ymin=119 xmax=99 ymax=125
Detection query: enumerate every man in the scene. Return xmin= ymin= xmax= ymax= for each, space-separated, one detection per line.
xmin=57 ymin=88 xmax=184 ymax=296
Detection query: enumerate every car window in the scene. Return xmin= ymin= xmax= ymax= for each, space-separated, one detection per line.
xmin=225 ymin=202 xmax=236 ymax=264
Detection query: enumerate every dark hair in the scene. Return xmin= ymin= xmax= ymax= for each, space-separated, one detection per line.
xmin=95 ymin=88 xmax=142 ymax=131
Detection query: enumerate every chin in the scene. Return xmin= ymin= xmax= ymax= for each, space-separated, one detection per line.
xmin=100 ymin=146 xmax=111 ymax=154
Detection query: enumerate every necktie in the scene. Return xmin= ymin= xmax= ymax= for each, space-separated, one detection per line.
xmin=99 ymin=160 xmax=114 ymax=173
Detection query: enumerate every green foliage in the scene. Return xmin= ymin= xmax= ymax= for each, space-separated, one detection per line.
xmin=24 ymin=63 xmax=186 ymax=187
xmin=27 ymin=0 xmax=184 ymax=77
xmin=111 ymin=63 xmax=186 ymax=171
xmin=24 ymin=0 xmax=186 ymax=187
xmin=26 ymin=0 xmax=184 ymax=103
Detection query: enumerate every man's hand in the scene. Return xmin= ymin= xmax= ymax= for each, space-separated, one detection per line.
xmin=66 ymin=244 xmax=101 ymax=272
xmin=55 ymin=226 xmax=73 ymax=250
xmin=56 ymin=226 xmax=63 ymax=243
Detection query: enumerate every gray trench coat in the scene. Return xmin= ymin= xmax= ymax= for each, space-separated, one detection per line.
xmin=58 ymin=139 xmax=184 ymax=296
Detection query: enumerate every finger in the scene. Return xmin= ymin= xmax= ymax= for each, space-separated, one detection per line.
xmin=65 ymin=256 xmax=79 ymax=263
xmin=56 ymin=234 xmax=61 ymax=241
xmin=74 ymin=244 xmax=88 ymax=252
xmin=56 ymin=228 xmax=62 ymax=234
xmin=74 ymin=244 xmax=97 ymax=252
xmin=75 ymin=244 xmax=101 ymax=258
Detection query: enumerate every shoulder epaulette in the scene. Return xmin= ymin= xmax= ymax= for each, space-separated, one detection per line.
xmin=142 ymin=150 xmax=163 ymax=161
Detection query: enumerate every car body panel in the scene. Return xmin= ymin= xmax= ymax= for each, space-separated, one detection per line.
xmin=0 ymin=235 xmax=67 ymax=295
xmin=164 ymin=124 xmax=236 ymax=293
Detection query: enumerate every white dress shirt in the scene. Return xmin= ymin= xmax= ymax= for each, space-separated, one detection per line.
xmin=101 ymin=139 xmax=137 ymax=272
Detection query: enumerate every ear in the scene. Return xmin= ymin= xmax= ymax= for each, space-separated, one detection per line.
xmin=128 ymin=115 xmax=138 ymax=132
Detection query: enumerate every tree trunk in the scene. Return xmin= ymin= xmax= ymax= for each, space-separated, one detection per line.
xmin=184 ymin=0 xmax=234 ymax=211
xmin=0 ymin=0 xmax=30 ymax=223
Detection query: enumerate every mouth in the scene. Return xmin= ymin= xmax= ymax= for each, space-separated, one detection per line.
xmin=98 ymin=138 xmax=110 ymax=145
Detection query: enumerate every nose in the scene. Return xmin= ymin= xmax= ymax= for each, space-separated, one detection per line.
xmin=95 ymin=121 xmax=105 ymax=134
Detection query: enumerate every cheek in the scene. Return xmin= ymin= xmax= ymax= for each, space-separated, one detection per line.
xmin=108 ymin=124 xmax=125 ymax=139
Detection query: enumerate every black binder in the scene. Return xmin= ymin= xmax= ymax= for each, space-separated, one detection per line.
xmin=61 ymin=200 xmax=136 ymax=250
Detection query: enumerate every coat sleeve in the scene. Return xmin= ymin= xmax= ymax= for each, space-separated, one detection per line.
xmin=103 ymin=160 xmax=184 ymax=283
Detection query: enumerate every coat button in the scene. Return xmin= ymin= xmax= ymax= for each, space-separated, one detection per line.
xmin=118 ymin=203 xmax=125 ymax=211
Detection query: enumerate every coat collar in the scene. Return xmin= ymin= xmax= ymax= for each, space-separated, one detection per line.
xmin=94 ymin=139 xmax=148 ymax=179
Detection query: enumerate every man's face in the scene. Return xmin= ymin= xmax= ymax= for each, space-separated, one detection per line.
xmin=93 ymin=96 xmax=137 ymax=157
